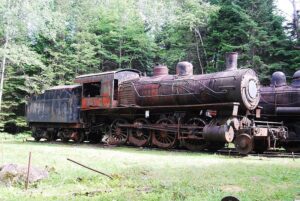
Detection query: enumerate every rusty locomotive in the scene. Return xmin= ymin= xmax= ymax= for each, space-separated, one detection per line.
xmin=26 ymin=53 xmax=291 ymax=154
xmin=259 ymin=70 xmax=300 ymax=152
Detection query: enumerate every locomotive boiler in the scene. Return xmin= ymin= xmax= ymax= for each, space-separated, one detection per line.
xmin=26 ymin=52 xmax=288 ymax=154
xmin=260 ymin=70 xmax=300 ymax=152
xmin=119 ymin=53 xmax=260 ymax=111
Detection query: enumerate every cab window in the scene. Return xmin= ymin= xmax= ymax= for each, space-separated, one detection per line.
xmin=83 ymin=82 xmax=101 ymax=97
xmin=113 ymin=79 xmax=118 ymax=100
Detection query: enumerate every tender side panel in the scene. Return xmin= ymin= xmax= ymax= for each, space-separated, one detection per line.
xmin=26 ymin=87 xmax=81 ymax=123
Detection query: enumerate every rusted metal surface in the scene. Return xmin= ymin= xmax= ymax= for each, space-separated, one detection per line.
xmin=119 ymin=116 xmax=234 ymax=149
xmin=48 ymin=85 xmax=81 ymax=90
xmin=29 ymin=122 xmax=82 ymax=128
xmin=181 ymin=117 xmax=209 ymax=151
xmin=153 ymin=64 xmax=169 ymax=76
xmin=270 ymin=71 xmax=287 ymax=87
xmin=251 ymin=120 xmax=287 ymax=148
xmin=25 ymin=53 xmax=297 ymax=155
xmin=128 ymin=118 xmax=151 ymax=147
xmin=260 ymin=71 xmax=300 ymax=116
xmin=291 ymin=70 xmax=300 ymax=87
xmin=75 ymin=70 xmax=140 ymax=109
xmin=225 ymin=52 xmax=238 ymax=71
xmin=132 ymin=69 xmax=259 ymax=110
xmin=234 ymin=133 xmax=253 ymax=155
xmin=26 ymin=85 xmax=81 ymax=123
xmin=259 ymin=70 xmax=300 ymax=152
xmin=108 ymin=119 xmax=129 ymax=145
xmin=118 ymin=81 xmax=136 ymax=106
xmin=74 ymin=69 xmax=141 ymax=83
xmin=276 ymin=107 xmax=300 ymax=114
xmin=130 ymin=102 xmax=240 ymax=110
xmin=75 ymin=71 xmax=115 ymax=83
xmin=83 ymin=101 xmax=241 ymax=114
xmin=81 ymin=73 xmax=113 ymax=109
xmin=203 ymin=124 xmax=234 ymax=142
xmin=151 ymin=118 xmax=177 ymax=149
xmin=176 ymin=62 xmax=193 ymax=76
xmin=119 ymin=57 xmax=260 ymax=111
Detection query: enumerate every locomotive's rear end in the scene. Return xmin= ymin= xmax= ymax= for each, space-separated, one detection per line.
xmin=26 ymin=85 xmax=84 ymax=142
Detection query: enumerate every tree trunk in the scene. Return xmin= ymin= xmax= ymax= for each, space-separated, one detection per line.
xmin=194 ymin=28 xmax=208 ymax=68
xmin=194 ymin=31 xmax=204 ymax=74
xmin=0 ymin=35 xmax=9 ymax=112
xmin=119 ymin=38 xmax=122 ymax=69
xmin=291 ymin=0 xmax=300 ymax=40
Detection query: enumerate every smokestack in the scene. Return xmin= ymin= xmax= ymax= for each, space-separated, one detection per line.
xmin=225 ymin=52 xmax=238 ymax=71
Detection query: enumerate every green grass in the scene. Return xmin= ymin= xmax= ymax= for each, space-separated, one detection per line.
xmin=0 ymin=133 xmax=299 ymax=201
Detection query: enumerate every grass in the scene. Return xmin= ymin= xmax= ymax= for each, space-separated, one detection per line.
xmin=0 ymin=133 xmax=299 ymax=201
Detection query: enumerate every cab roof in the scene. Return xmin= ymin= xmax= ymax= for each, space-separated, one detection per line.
xmin=46 ymin=84 xmax=81 ymax=91
xmin=74 ymin=69 xmax=141 ymax=84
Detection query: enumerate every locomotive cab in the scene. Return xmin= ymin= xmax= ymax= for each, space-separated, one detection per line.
xmin=75 ymin=69 xmax=141 ymax=110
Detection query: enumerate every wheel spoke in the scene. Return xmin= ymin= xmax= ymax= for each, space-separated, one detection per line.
xmin=183 ymin=117 xmax=209 ymax=151
xmin=129 ymin=118 xmax=151 ymax=147
xmin=109 ymin=119 xmax=129 ymax=145
xmin=152 ymin=118 xmax=177 ymax=149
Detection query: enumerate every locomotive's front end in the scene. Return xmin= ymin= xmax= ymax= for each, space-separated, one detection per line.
xmin=223 ymin=52 xmax=260 ymax=111
xmin=188 ymin=53 xmax=262 ymax=153
xmin=193 ymin=52 xmax=260 ymax=111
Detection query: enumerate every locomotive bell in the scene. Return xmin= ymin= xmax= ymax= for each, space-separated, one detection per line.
xmin=153 ymin=64 xmax=169 ymax=76
xmin=176 ymin=61 xmax=193 ymax=76
xmin=291 ymin=70 xmax=300 ymax=87
xmin=225 ymin=52 xmax=238 ymax=71
xmin=271 ymin=71 xmax=287 ymax=87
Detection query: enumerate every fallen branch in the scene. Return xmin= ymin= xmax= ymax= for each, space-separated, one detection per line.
xmin=67 ymin=158 xmax=113 ymax=180
xmin=73 ymin=189 xmax=112 ymax=197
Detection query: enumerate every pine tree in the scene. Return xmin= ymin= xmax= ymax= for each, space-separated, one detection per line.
xmin=205 ymin=0 xmax=293 ymax=82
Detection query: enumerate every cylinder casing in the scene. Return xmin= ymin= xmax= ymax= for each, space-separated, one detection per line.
xmin=203 ymin=125 xmax=234 ymax=142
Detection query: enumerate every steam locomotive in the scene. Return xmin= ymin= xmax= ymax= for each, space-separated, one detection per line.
xmin=26 ymin=53 xmax=294 ymax=154
xmin=259 ymin=70 xmax=300 ymax=152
